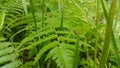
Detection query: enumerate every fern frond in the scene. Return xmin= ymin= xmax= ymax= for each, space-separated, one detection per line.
xmin=1 ymin=60 xmax=21 ymax=68
xmin=18 ymin=22 xmax=77 ymax=68
xmin=34 ymin=41 xmax=58 ymax=64
xmin=46 ymin=45 xmax=74 ymax=68
xmin=0 ymin=42 xmax=21 ymax=68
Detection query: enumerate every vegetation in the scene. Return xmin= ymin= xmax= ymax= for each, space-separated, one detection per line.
xmin=0 ymin=0 xmax=120 ymax=68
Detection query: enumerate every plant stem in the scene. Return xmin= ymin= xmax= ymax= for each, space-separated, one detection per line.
xmin=60 ymin=6 xmax=64 ymax=28
xmin=73 ymin=29 xmax=79 ymax=68
xmin=42 ymin=0 xmax=45 ymax=26
xmin=111 ymin=30 xmax=120 ymax=68
xmin=29 ymin=0 xmax=40 ymax=68
xmin=99 ymin=0 xmax=117 ymax=68
xmin=94 ymin=0 xmax=100 ymax=67
xmin=29 ymin=0 xmax=37 ymax=31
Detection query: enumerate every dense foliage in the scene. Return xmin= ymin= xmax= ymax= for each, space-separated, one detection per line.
xmin=0 ymin=0 xmax=120 ymax=68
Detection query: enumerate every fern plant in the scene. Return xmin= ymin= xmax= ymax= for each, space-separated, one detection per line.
xmin=17 ymin=21 xmax=78 ymax=68
xmin=1 ymin=0 xmax=117 ymax=68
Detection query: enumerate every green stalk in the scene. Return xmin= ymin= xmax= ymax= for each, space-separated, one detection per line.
xmin=29 ymin=0 xmax=37 ymax=31
xmin=29 ymin=0 xmax=40 ymax=68
xmin=94 ymin=0 xmax=100 ymax=67
xmin=73 ymin=29 xmax=79 ymax=68
xmin=111 ymin=1 xmax=120 ymax=67
xmin=60 ymin=6 xmax=64 ymax=28
xmin=101 ymin=0 xmax=109 ymax=20
xmin=42 ymin=0 xmax=45 ymax=26
xmin=111 ymin=30 xmax=120 ymax=68
xmin=114 ymin=0 xmax=120 ymax=29
xmin=47 ymin=59 xmax=51 ymax=68
xmin=87 ymin=41 xmax=89 ymax=68
xmin=99 ymin=0 xmax=117 ymax=68
xmin=0 ymin=10 xmax=5 ymax=31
